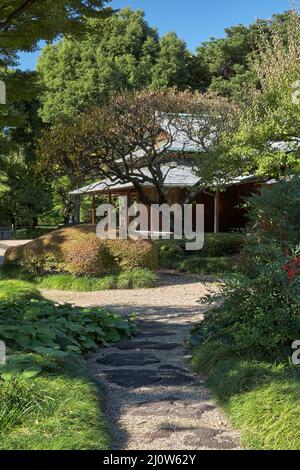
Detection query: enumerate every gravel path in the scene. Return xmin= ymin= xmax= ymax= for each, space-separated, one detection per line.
xmin=43 ymin=274 xmax=240 ymax=450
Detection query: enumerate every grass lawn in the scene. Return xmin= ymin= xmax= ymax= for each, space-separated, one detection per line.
xmin=0 ymin=357 xmax=109 ymax=450
xmin=190 ymin=342 xmax=300 ymax=450
xmin=0 ymin=279 xmax=40 ymax=302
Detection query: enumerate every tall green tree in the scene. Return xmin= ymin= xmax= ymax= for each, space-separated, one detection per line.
xmin=0 ymin=1 xmax=111 ymax=222
xmin=196 ymin=11 xmax=300 ymax=187
xmin=37 ymin=8 xmax=159 ymax=122
xmin=0 ymin=153 xmax=52 ymax=228
xmin=37 ymin=8 xmax=195 ymax=122
xmin=0 ymin=0 xmax=111 ymax=118
xmin=151 ymin=32 xmax=192 ymax=90
xmin=195 ymin=12 xmax=290 ymax=97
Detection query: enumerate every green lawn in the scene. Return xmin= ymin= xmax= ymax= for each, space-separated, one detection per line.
xmin=0 ymin=279 xmax=40 ymax=302
xmin=190 ymin=342 xmax=300 ymax=450
xmin=0 ymin=358 xmax=110 ymax=450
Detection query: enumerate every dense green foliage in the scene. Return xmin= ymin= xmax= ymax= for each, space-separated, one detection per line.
xmin=0 ymin=0 xmax=110 ymax=224
xmin=0 ymin=0 xmax=110 ymax=84
xmin=157 ymin=233 xmax=242 ymax=275
xmin=191 ymin=265 xmax=300 ymax=358
xmin=195 ymin=13 xmax=289 ymax=98
xmin=191 ymin=179 xmax=300 ymax=359
xmin=236 ymin=176 xmax=300 ymax=277
xmin=1 ymin=7 xmax=295 ymax=229
xmin=0 ymin=281 xmax=135 ymax=359
xmin=197 ymin=12 xmax=300 ymax=188
xmin=37 ymin=9 xmax=290 ymax=123
xmin=37 ymin=8 xmax=193 ymax=122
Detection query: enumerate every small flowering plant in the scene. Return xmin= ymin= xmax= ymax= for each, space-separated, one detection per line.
xmin=283 ymin=255 xmax=300 ymax=280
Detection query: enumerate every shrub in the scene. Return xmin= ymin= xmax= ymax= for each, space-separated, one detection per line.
xmin=159 ymin=253 xmax=235 ymax=275
xmin=5 ymin=225 xmax=158 ymax=276
xmin=191 ymin=262 xmax=300 ymax=360
xmin=14 ymin=227 xmax=58 ymax=240
xmin=237 ymin=176 xmax=300 ymax=276
xmin=198 ymin=233 xmax=244 ymax=257
xmin=105 ymin=238 xmax=158 ymax=272
xmin=156 ymin=233 xmax=243 ymax=259
xmin=245 ymin=176 xmax=300 ymax=248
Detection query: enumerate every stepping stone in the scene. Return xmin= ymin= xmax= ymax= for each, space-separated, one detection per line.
xmin=184 ymin=428 xmax=237 ymax=449
xmin=96 ymin=352 xmax=160 ymax=367
xmin=103 ymin=369 xmax=161 ymax=388
xmin=137 ymin=330 xmax=176 ymax=338
xmin=103 ymin=367 xmax=198 ymax=388
xmin=116 ymin=341 xmax=181 ymax=351
xmin=131 ymin=401 xmax=216 ymax=418
xmin=145 ymin=429 xmax=173 ymax=441
xmin=184 ymin=427 xmax=221 ymax=447
xmin=159 ymin=364 xmax=189 ymax=374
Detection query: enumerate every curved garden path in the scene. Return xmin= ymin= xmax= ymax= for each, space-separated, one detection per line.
xmin=43 ymin=273 xmax=240 ymax=450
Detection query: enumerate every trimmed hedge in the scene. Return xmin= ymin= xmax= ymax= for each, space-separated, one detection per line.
xmin=157 ymin=233 xmax=242 ymax=274
xmin=5 ymin=225 xmax=158 ymax=276
xmin=14 ymin=227 xmax=58 ymax=240
xmin=165 ymin=256 xmax=235 ymax=275
xmin=156 ymin=233 xmax=243 ymax=258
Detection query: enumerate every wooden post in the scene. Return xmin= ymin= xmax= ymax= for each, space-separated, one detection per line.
xmin=73 ymin=194 xmax=81 ymax=225
xmin=214 ymin=191 xmax=220 ymax=233
xmin=127 ymin=191 xmax=132 ymax=231
xmin=92 ymin=193 xmax=96 ymax=225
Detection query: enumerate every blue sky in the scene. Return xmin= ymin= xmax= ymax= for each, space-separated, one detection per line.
xmin=18 ymin=0 xmax=291 ymax=70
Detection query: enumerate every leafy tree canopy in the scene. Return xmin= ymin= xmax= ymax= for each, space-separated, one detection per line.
xmin=196 ymin=11 xmax=300 ymax=187
xmin=0 ymin=0 xmax=111 ymax=67
xmin=196 ymin=12 xmax=290 ymax=98
xmin=37 ymin=8 xmax=194 ymax=122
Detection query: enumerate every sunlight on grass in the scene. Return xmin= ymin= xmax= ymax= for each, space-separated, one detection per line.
xmin=191 ymin=343 xmax=300 ymax=450
xmin=0 ymin=359 xmax=110 ymax=450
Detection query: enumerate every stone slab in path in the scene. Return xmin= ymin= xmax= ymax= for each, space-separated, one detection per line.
xmin=115 ymin=340 xmax=181 ymax=351
xmin=103 ymin=366 xmax=200 ymax=388
xmin=96 ymin=352 xmax=160 ymax=367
